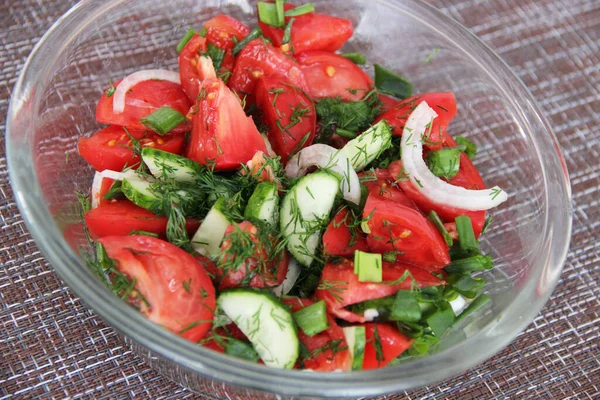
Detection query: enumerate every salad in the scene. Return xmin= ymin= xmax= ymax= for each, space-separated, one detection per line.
xmin=75 ymin=1 xmax=508 ymax=372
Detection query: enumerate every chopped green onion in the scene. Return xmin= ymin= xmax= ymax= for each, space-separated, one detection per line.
xmin=481 ymin=216 xmax=493 ymax=236
xmin=275 ymin=0 xmax=285 ymax=26
xmin=455 ymin=215 xmax=478 ymax=252
xmin=454 ymin=293 xmax=490 ymax=324
xmin=428 ymin=210 xmax=453 ymax=246
xmin=374 ymin=64 xmax=412 ymax=99
xmin=140 ymin=106 xmax=186 ymax=135
xmin=355 ymin=250 xmax=382 ymax=283
xmin=282 ymin=18 xmax=295 ymax=45
xmin=103 ymin=180 xmax=123 ymax=200
xmin=444 ymin=255 xmax=493 ymax=274
xmin=232 ymin=27 xmax=262 ymax=55
xmin=456 ymin=135 xmax=477 ymax=159
xmin=426 ymin=301 xmax=455 ymax=337
xmin=396 ymin=321 xmax=424 ymax=338
xmin=390 ymin=290 xmax=422 ymax=322
xmin=341 ymin=53 xmax=367 ymax=65
xmin=258 ymin=2 xmax=284 ymax=27
xmin=199 ymin=27 xmax=208 ymax=37
xmin=106 ymin=84 xmax=116 ymax=97
xmin=128 ymin=230 xmax=159 ymax=237
xmin=417 ymin=286 xmax=444 ymax=304
xmin=426 ymin=147 xmax=462 ymax=180
xmin=446 ymin=273 xmax=485 ymax=299
xmin=423 ymin=47 xmax=440 ymax=64
xmin=350 ymin=296 xmax=394 ymax=321
xmin=224 ymin=338 xmax=260 ymax=362
xmin=284 ymin=3 xmax=315 ymax=17
xmin=407 ymin=333 xmax=438 ymax=356
xmin=203 ymin=43 xmax=226 ymax=72
xmin=336 ymin=128 xmax=358 ymax=139
xmin=293 ymin=300 xmax=329 ymax=336
xmin=176 ymin=28 xmax=197 ymax=53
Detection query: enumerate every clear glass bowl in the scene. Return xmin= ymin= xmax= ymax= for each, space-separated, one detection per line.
xmin=6 ymin=0 xmax=572 ymax=397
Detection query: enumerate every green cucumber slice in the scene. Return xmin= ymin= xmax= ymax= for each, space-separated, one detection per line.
xmin=342 ymin=120 xmax=392 ymax=171
xmin=191 ymin=198 xmax=230 ymax=257
xmin=142 ymin=148 xmax=202 ymax=183
xmin=244 ymin=181 xmax=279 ymax=226
xmin=342 ymin=326 xmax=366 ymax=370
xmin=121 ymin=176 xmax=163 ymax=214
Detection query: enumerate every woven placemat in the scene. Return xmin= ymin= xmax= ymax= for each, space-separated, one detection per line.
xmin=1 ymin=0 xmax=599 ymax=398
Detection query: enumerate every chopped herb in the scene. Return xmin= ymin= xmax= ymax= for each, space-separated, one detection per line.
xmin=198 ymin=27 xmax=208 ymax=37
xmin=423 ymin=47 xmax=440 ymax=64
xmin=232 ymin=27 xmax=262 ymax=55
xmin=177 ymin=28 xmax=197 ymax=53
xmin=103 ymin=180 xmax=124 ymax=201
xmin=282 ymin=18 xmax=295 ymax=46
xmin=428 ymin=210 xmax=453 ymax=247
xmin=182 ymin=278 xmax=192 ymax=293
xmin=284 ymin=3 xmax=315 ymax=17
xmin=444 ymin=255 xmax=493 ymax=274
xmin=128 ymin=230 xmax=159 ymax=237
xmin=374 ymin=64 xmax=412 ymax=99
xmin=106 ymin=83 xmax=116 ymax=97
xmin=481 ymin=216 xmax=493 ymax=236
xmin=456 ymin=135 xmax=477 ymax=159
xmin=202 ymin=42 xmax=226 ymax=72
xmin=64 ymin=152 xmax=69 ymax=165
xmin=224 ymin=338 xmax=260 ymax=362
xmin=454 ymin=294 xmax=491 ymax=324
xmin=446 ymin=273 xmax=485 ymax=299
xmin=341 ymin=53 xmax=367 ymax=65
xmin=371 ymin=325 xmax=385 ymax=366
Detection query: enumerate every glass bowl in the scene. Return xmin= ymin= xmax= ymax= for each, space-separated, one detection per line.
xmin=6 ymin=0 xmax=572 ymax=397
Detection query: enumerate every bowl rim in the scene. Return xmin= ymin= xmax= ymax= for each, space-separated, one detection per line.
xmin=6 ymin=0 xmax=573 ymax=396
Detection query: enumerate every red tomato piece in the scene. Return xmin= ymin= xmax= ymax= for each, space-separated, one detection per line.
xmin=99 ymin=235 xmax=216 ymax=342
xmin=78 ymin=125 xmax=185 ymax=172
xmin=322 ymin=208 xmax=369 ymax=257
xmin=389 ymin=159 xmax=486 ymax=237
xmin=205 ymin=15 xmax=251 ymax=80
xmin=377 ymin=94 xmax=399 ymax=113
xmin=258 ymin=4 xmax=352 ymax=53
xmin=362 ymin=323 xmax=412 ymax=370
xmin=314 ymin=258 xmax=444 ymax=323
xmin=283 ymin=297 xmax=351 ymax=371
xmin=228 ymin=39 xmax=307 ymax=96
xmin=361 ymin=168 xmax=416 ymax=208
xmin=255 ymin=76 xmax=316 ymax=162
xmin=186 ymin=79 xmax=267 ymax=169
xmin=217 ymin=221 xmax=289 ymax=290
xmin=296 ymin=51 xmax=372 ymax=101
xmin=84 ymin=200 xmax=200 ymax=239
xmin=363 ymin=193 xmax=451 ymax=270
xmin=96 ymin=79 xmax=191 ymax=131
xmin=179 ymin=34 xmax=211 ymax=101
xmin=375 ymin=92 xmax=457 ymax=150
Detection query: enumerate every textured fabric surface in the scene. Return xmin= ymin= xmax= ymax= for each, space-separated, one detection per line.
xmin=1 ymin=0 xmax=599 ymax=398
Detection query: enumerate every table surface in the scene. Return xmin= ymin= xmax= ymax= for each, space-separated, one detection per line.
xmin=1 ymin=0 xmax=599 ymax=398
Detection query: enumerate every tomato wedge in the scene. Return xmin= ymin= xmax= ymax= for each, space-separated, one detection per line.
xmin=314 ymin=258 xmax=444 ymax=323
xmin=377 ymin=94 xmax=399 ymax=113
xmin=283 ymin=298 xmax=351 ymax=371
xmin=205 ymin=15 xmax=251 ymax=80
xmin=375 ymin=92 xmax=457 ymax=150
xmin=229 ymin=39 xmax=307 ymax=96
xmin=361 ymin=168 xmax=416 ymax=208
xmin=363 ymin=193 xmax=450 ymax=270
xmin=255 ymin=76 xmax=316 ymax=162
xmin=78 ymin=125 xmax=185 ymax=172
xmin=362 ymin=323 xmax=412 ymax=370
xmin=99 ymin=235 xmax=216 ymax=342
xmin=322 ymin=208 xmax=369 ymax=257
xmin=296 ymin=51 xmax=372 ymax=101
xmin=179 ymin=34 xmax=209 ymax=101
xmin=186 ymin=79 xmax=267 ymax=169
xmin=84 ymin=201 xmax=200 ymax=239
xmin=258 ymin=4 xmax=352 ymax=53
xmin=96 ymin=79 xmax=191 ymax=131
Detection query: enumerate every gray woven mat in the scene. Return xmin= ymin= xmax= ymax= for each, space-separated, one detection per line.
xmin=1 ymin=0 xmax=599 ymax=398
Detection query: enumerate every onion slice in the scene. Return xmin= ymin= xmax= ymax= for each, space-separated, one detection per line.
xmin=112 ymin=69 xmax=181 ymax=114
xmin=272 ymin=258 xmax=301 ymax=297
xmin=198 ymin=56 xmax=217 ymax=80
xmin=99 ymin=169 xmax=139 ymax=181
xmin=400 ymin=101 xmax=508 ymax=211
xmin=285 ymin=144 xmax=361 ymax=205
xmin=90 ymin=172 xmax=104 ymax=209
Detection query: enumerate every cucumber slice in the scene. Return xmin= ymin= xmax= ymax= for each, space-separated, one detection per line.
xmin=191 ymin=198 xmax=230 ymax=257
xmin=280 ymin=172 xmax=339 ymax=267
xmin=142 ymin=148 xmax=202 ymax=183
xmin=343 ymin=326 xmax=366 ymax=371
xmin=342 ymin=120 xmax=392 ymax=171
xmin=244 ymin=181 xmax=279 ymax=226
xmin=121 ymin=176 xmax=163 ymax=214
xmin=218 ymin=289 xmax=299 ymax=369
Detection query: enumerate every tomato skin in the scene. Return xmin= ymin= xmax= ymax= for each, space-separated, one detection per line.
xmin=96 ymin=80 xmax=192 ymax=131
xmin=296 ymin=51 xmax=372 ymax=101
xmin=389 ymin=159 xmax=486 ymax=237
xmin=85 ymin=201 xmax=200 ymax=239
xmin=205 ymin=15 xmax=251 ymax=81
xmin=322 ymin=208 xmax=369 ymax=257
xmin=314 ymin=258 xmax=444 ymax=323
xmin=99 ymin=235 xmax=216 ymax=342
xmin=217 ymin=221 xmax=289 ymax=290
xmin=361 ymin=169 xmax=416 ymax=208
xmin=78 ymin=125 xmax=185 ymax=172
xmin=186 ymin=79 xmax=267 ymax=169
xmin=229 ymin=39 xmax=307 ymax=96
xmin=375 ymin=92 xmax=457 ymax=150
xmin=179 ymin=34 xmax=209 ymax=101
xmin=283 ymin=298 xmax=351 ymax=371
xmin=258 ymin=4 xmax=352 ymax=53
xmin=363 ymin=193 xmax=451 ymax=270
xmin=377 ymin=94 xmax=399 ymax=113
xmin=362 ymin=323 xmax=412 ymax=370
xmin=254 ymin=76 xmax=316 ymax=162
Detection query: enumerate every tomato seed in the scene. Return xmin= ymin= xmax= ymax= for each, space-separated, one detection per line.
xmin=156 ymin=138 xmax=165 ymax=145
xmin=280 ymin=43 xmax=291 ymax=53
xmin=252 ymin=70 xmax=264 ymax=78
xmin=399 ymin=230 xmax=411 ymax=239
xmin=207 ymin=92 xmax=215 ymax=100
xmin=325 ymin=65 xmax=336 ymax=77
xmin=142 ymin=141 xmax=155 ymax=147
xmin=107 ymin=139 xmax=117 ymax=146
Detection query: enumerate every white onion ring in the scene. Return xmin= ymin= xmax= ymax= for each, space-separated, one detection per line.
xmin=90 ymin=172 xmax=104 ymax=209
xmin=99 ymin=169 xmax=138 ymax=181
xmin=272 ymin=259 xmax=301 ymax=297
xmin=198 ymin=56 xmax=217 ymax=80
xmin=285 ymin=144 xmax=361 ymax=205
xmin=400 ymin=102 xmax=508 ymax=211
xmin=112 ymin=69 xmax=181 ymax=114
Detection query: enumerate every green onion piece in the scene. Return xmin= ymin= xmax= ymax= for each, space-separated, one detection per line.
xmin=417 ymin=286 xmax=444 ymax=304
xmin=203 ymin=43 xmax=226 ymax=72
xmin=275 ymin=0 xmax=285 ymax=27
xmin=350 ymin=296 xmax=394 ymax=321
xmin=396 ymin=321 xmax=424 ymax=339
xmin=447 ymin=273 xmax=486 ymax=299
xmin=199 ymin=27 xmax=208 ymax=37
xmin=407 ymin=333 xmax=438 ymax=356
xmin=103 ymin=180 xmax=123 ymax=200
xmin=281 ymin=18 xmax=295 ymax=45
xmin=336 ymin=128 xmax=358 ymax=139
xmin=454 ymin=294 xmax=490 ymax=324
xmin=481 ymin=216 xmax=493 ymax=236
xmin=140 ymin=106 xmax=186 ymax=135
xmin=426 ymin=147 xmax=462 ymax=180
xmin=284 ymin=3 xmax=315 ymax=17
xmin=341 ymin=53 xmax=367 ymax=65
xmin=293 ymin=300 xmax=329 ymax=336
xmin=374 ymin=64 xmax=412 ymax=99
xmin=390 ymin=290 xmax=422 ymax=322
xmin=176 ymin=28 xmax=197 ymax=53
xmin=258 ymin=2 xmax=283 ymax=27
xmin=355 ymin=250 xmax=383 ymax=283
xmin=456 ymin=135 xmax=477 ymax=159
xmin=232 ymin=27 xmax=262 ymax=55
xmin=224 ymin=338 xmax=260 ymax=362
xmin=443 ymin=287 xmax=460 ymax=302
xmin=96 ymin=242 xmax=114 ymax=271
xmin=455 ymin=215 xmax=478 ymax=252
xmin=128 ymin=230 xmax=159 ymax=237
xmin=426 ymin=301 xmax=455 ymax=337
xmin=106 ymin=84 xmax=116 ymax=98
xmin=428 ymin=210 xmax=453 ymax=246
xmin=444 ymin=255 xmax=493 ymax=274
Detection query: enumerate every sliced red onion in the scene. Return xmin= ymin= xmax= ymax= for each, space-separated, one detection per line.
xmin=400 ymin=102 xmax=508 ymax=211
xmin=285 ymin=144 xmax=361 ymax=205
xmin=112 ymin=69 xmax=181 ymax=114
